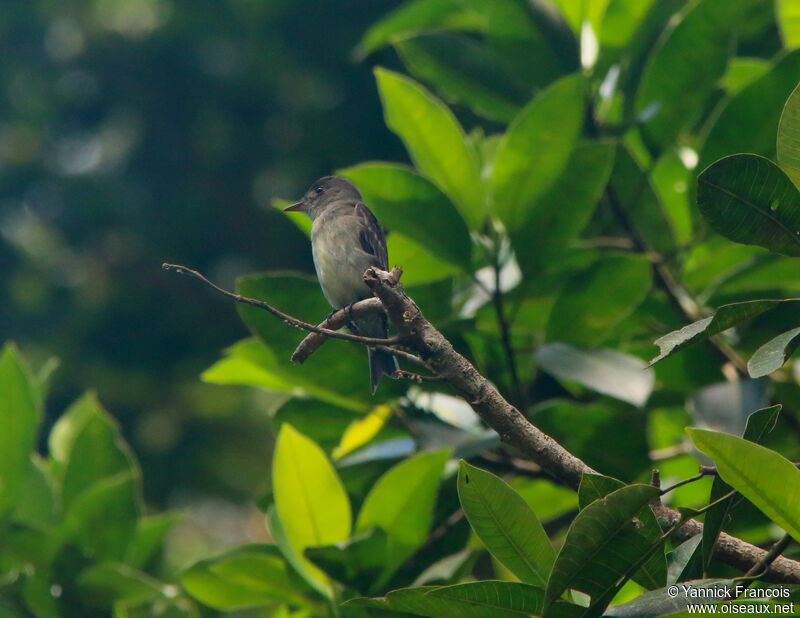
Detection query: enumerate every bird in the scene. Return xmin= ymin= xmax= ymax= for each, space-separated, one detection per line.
xmin=285 ymin=176 xmax=398 ymax=393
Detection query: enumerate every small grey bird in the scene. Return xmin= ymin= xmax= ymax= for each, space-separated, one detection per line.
xmin=285 ymin=176 xmax=398 ymax=393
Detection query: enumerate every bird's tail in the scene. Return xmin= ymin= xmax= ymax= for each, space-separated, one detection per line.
xmin=350 ymin=313 xmax=398 ymax=393
xmin=368 ymin=347 xmax=399 ymax=394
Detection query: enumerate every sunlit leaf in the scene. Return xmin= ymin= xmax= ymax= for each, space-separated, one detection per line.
xmin=181 ymin=545 xmax=300 ymax=610
xmin=272 ymin=424 xmax=351 ymax=594
xmin=375 ymin=68 xmax=486 ymax=229
xmin=701 ymin=405 xmax=780 ymax=574
xmin=333 ymin=404 xmax=393 ymax=460
xmin=356 ymin=0 xmax=486 ymax=58
xmin=491 ymin=74 xmax=584 ymax=231
xmin=688 ymin=428 xmax=800 ymax=542
xmin=777 ymin=0 xmax=800 ymax=49
xmin=355 ymin=449 xmax=450 ymax=583
xmin=748 ymin=327 xmax=800 ymax=378
xmin=697 ymin=154 xmax=800 ymax=257
xmin=0 ymin=343 xmax=41 ymax=519
xmin=536 ymin=344 xmax=654 ymax=407
xmin=457 ymin=461 xmax=555 ymax=587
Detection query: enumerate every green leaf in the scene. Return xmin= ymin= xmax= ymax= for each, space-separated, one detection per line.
xmin=536 ymin=344 xmax=654 ymax=407
xmin=700 ymin=50 xmax=800 ymax=171
xmin=577 ymin=474 xmax=667 ymax=591
xmin=457 ymin=461 xmax=555 ymax=587
xmin=356 ymin=0 xmax=486 ymax=58
xmin=181 ymin=545 xmax=300 ymax=610
xmin=544 ymin=484 xmax=661 ymax=606
xmin=777 ymin=0 xmax=800 ymax=49
xmin=688 ymin=428 xmax=800 ymax=542
xmin=339 ymin=162 xmax=472 ymax=270
xmin=125 ymin=511 xmax=184 ymax=569
xmin=485 ymin=0 xmax=578 ymax=89
xmin=697 ymin=154 xmax=800 ymax=257
xmin=387 ymin=232 xmax=460 ymax=284
xmin=747 ymin=327 xmax=800 ymax=378
xmin=357 ymin=448 xmax=450 ymax=546
xmin=78 ymin=562 xmax=164 ymax=607
xmin=0 ymin=343 xmax=41 ymax=519
xmin=55 ymin=392 xmax=140 ymax=510
xmin=356 ymin=448 xmax=450 ymax=584
xmin=272 ymin=424 xmax=351 ymax=591
xmin=424 ymin=581 xmax=557 ymax=617
xmin=13 ymin=455 xmax=56 ymax=526
xmin=545 ymin=255 xmax=651 ymax=346
xmin=778 ymin=82 xmax=800 ymax=186
xmin=701 ymin=404 xmax=780 ymax=574
xmin=60 ymin=472 xmax=140 ymax=560
xmin=650 ymin=299 xmax=800 ymax=364
xmin=511 ymin=140 xmax=616 ymax=279
xmin=375 ymin=68 xmax=486 ymax=229
xmin=396 ymin=34 xmax=527 ymax=123
xmin=304 ymin=528 xmax=388 ymax=590
xmin=490 ymin=73 xmax=584 ymax=231
xmin=634 ymin=0 xmax=753 ymax=148
xmin=332 ymin=403 xmax=392 ymax=460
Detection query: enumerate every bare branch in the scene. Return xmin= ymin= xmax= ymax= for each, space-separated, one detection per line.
xmin=162 ymin=263 xmax=403 ymax=347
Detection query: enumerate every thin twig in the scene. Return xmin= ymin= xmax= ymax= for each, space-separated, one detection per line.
xmin=393 ymin=369 xmax=445 ymax=383
xmin=660 ymin=468 xmax=715 ymax=495
xmin=162 ymin=263 xmax=403 ymax=347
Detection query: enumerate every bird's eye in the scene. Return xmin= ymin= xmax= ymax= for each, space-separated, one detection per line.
xmin=314 ymin=186 xmax=325 ymax=195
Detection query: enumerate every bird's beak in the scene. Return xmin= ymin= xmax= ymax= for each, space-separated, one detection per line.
xmin=284 ymin=201 xmax=304 ymax=212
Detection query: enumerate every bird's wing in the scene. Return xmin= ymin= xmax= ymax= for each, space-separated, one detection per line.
xmin=354 ymin=202 xmax=388 ymax=270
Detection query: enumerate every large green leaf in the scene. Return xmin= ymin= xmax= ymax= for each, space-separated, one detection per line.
xmin=356 ymin=0 xmax=486 ymax=58
xmin=688 ymin=428 xmax=800 ymax=542
xmin=700 ymin=405 xmax=780 ymax=574
xmin=0 ymin=343 xmax=41 ymax=519
xmin=78 ymin=562 xmax=164 ymax=607
xmin=181 ymin=545 xmax=301 ymax=610
xmin=491 ymin=73 xmax=584 ymax=231
xmin=356 ymin=449 xmax=450 ymax=581
xmin=777 ymin=0 xmax=800 ymax=49
xmin=697 ymin=154 xmax=800 ymax=257
xmin=777 ymin=82 xmax=800 ymax=186
xmin=357 ymin=448 xmax=449 ymax=546
xmin=375 ymin=68 xmax=486 ymax=229
xmin=53 ymin=392 xmax=140 ymax=510
xmin=650 ymin=299 xmax=800 ymax=364
xmin=700 ymin=50 xmax=800 ymax=171
xmin=747 ymin=327 xmax=800 ymax=378
xmin=603 ymin=580 xmax=732 ymax=617
xmin=577 ymin=474 xmax=667 ymax=591
xmin=339 ymin=162 xmax=472 ymax=269
xmin=511 ymin=140 xmax=615 ymax=279
xmin=396 ymin=33 xmax=527 ymax=123
xmin=535 ymin=344 xmax=654 ymax=407
xmin=272 ymin=424 xmax=351 ymax=590
xmin=546 ymin=255 xmax=651 ymax=346
xmin=457 ymin=461 xmax=555 ymax=587
xmin=634 ymin=0 xmax=752 ymax=148
xmin=544 ymin=484 xmax=661 ymax=607
xmin=345 ymin=582 xmax=583 ymax=618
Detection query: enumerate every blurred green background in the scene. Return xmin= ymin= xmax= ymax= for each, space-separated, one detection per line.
xmin=1 ymin=0 xmax=408 ymax=510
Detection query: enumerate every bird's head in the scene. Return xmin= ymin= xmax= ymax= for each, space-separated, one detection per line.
xmin=284 ymin=176 xmax=362 ymax=220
